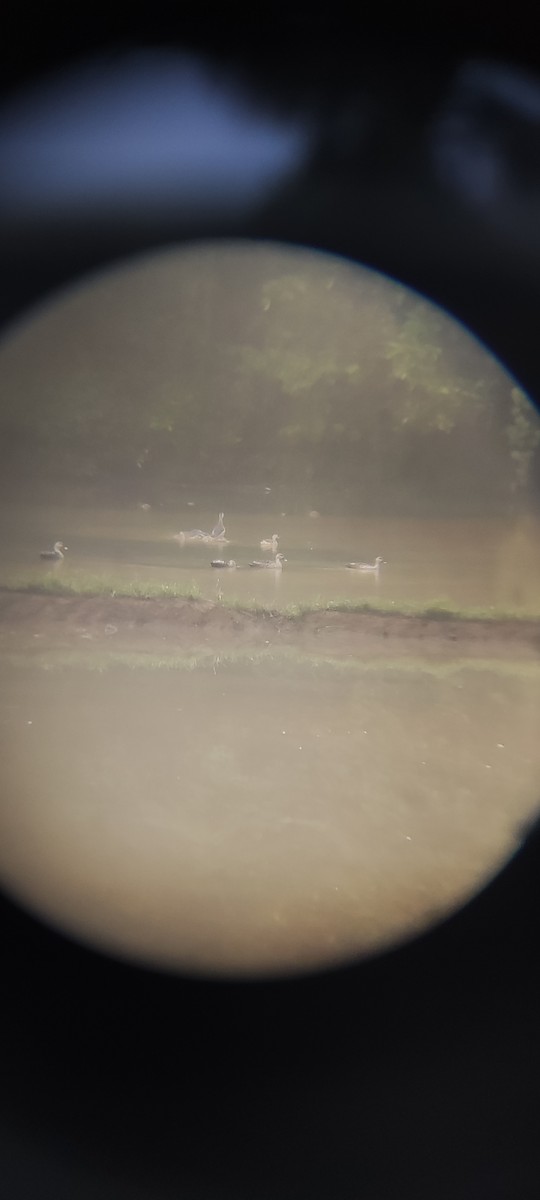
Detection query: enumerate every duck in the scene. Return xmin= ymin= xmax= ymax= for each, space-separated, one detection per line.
xmin=249 ymin=553 xmax=287 ymax=570
xmin=260 ymin=533 xmax=279 ymax=552
xmin=210 ymin=512 xmax=226 ymax=538
xmin=346 ymin=556 xmax=384 ymax=572
xmin=40 ymin=541 xmax=67 ymax=560
xmin=209 ymin=514 xmax=230 ymax=544
xmin=210 ymin=559 xmax=237 ymax=569
xmin=173 ymin=529 xmax=210 ymax=545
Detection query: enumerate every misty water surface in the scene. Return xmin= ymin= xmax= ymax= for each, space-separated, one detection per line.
xmin=0 ymin=660 xmax=539 ymax=976
xmin=1 ymin=502 xmax=540 ymax=610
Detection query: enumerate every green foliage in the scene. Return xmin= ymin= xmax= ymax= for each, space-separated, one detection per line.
xmin=236 ymin=345 xmax=349 ymax=395
xmin=505 ymin=386 xmax=540 ymax=491
xmin=0 ymin=244 xmax=538 ymax=508
xmin=383 ymin=307 xmax=488 ymax=433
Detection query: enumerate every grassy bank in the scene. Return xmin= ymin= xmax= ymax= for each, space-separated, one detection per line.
xmin=2 ymin=645 xmax=540 ymax=677
xmin=0 ymin=573 xmax=203 ymax=602
xmin=2 ymin=571 xmax=540 ymax=623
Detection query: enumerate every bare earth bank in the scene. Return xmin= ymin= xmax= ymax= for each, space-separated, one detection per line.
xmin=1 ymin=591 xmax=540 ymax=661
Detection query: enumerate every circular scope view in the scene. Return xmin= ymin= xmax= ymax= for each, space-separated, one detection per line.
xmin=0 ymin=240 xmax=539 ymax=977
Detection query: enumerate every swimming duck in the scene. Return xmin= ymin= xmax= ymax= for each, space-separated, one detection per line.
xmin=346 ymin=556 xmax=384 ymax=571
xmin=40 ymin=541 xmax=67 ymax=560
xmin=209 ymin=514 xmax=230 ymax=544
xmin=211 ymin=559 xmax=237 ymax=569
xmin=173 ymin=529 xmax=210 ymax=544
xmin=249 ymin=553 xmax=286 ymax=570
xmin=260 ymin=533 xmax=279 ymax=552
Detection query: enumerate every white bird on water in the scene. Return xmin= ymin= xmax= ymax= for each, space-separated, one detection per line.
xmin=173 ymin=529 xmax=209 ymax=544
xmin=346 ymin=556 xmax=385 ymax=572
xmin=249 ymin=553 xmax=287 ymax=570
xmin=210 ymin=512 xmax=226 ymax=538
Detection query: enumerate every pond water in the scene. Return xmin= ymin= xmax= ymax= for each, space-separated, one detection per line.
xmin=1 ymin=501 xmax=540 ymax=610
xmin=0 ymin=659 xmax=539 ymax=976
xmin=1 ymin=498 xmax=540 ymax=976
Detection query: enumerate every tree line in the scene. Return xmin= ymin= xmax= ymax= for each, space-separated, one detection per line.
xmin=0 ymin=243 xmax=538 ymax=512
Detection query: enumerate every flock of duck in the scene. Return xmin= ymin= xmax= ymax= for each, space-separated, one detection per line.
xmin=38 ymin=514 xmax=385 ymax=574
xmin=172 ymin=512 xmax=287 ymax=570
xmin=171 ymin=513 xmax=385 ymax=573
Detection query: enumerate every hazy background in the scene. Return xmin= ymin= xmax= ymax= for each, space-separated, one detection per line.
xmin=0 ymin=241 xmax=538 ymax=517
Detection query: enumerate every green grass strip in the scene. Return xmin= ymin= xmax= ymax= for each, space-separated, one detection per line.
xmin=2 ymin=646 xmax=540 ymax=679
xmin=2 ymin=573 xmax=540 ymax=623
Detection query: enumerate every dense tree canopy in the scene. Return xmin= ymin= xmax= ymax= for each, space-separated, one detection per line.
xmin=0 ymin=242 xmax=538 ymax=512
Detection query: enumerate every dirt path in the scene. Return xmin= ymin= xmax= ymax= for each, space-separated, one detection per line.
xmin=1 ymin=590 xmax=540 ymax=662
